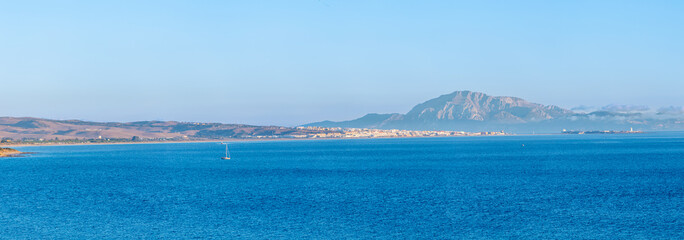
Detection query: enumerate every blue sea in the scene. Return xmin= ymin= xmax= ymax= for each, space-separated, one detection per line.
xmin=2 ymin=133 xmax=683 ymax=239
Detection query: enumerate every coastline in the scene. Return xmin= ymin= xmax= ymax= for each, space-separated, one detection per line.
xmin=4 ymin=131 xmax=670 ymax=148
xmin=2 ymin=139 xmax=239 ymax=148
xmin=0 ymin=147 xmax=23 ymax=157
xmin=1 ymin=134 xmax=515 ymax=148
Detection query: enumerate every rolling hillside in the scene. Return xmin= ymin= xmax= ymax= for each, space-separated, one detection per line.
xmin=0 ymin=117 xmax=336 ymax=141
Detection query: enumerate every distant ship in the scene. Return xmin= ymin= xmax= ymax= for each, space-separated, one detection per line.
xmin=220 ymin=142 xmax=231 ymax=160
xmin=561 ymin=128 xmax=643 ymax=134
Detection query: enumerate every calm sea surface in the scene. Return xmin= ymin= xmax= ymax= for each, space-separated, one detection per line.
xmin=2 ymin=133 xmax=683 ymax=239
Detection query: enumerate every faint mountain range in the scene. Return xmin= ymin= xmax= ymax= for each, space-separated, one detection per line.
xmin=3 ymin=91 xmax=682 ymax=139
xmin=0 ymin=117 xmax=334 ymax=141
xmin=305 ymin=91 xmax=684 ymax=133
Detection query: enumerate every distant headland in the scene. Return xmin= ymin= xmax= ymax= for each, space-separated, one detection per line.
xmin=305 ymin=90 xmax=684 ymax=133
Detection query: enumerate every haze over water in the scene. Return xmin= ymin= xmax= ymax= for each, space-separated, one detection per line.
xmin=2 ymin=133 xmax=683 ymax=238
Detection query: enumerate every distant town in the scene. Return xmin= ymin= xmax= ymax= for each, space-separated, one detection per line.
xmin=291 ymin=127 xmax=506 ymax=138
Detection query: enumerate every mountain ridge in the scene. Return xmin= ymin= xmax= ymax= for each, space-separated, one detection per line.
xmin=305 ymin=90 xmax=684 ymax=133
xmin=403 ymin=91 xmax=572 ymax=122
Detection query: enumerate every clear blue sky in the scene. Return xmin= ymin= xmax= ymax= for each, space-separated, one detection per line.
xmin=1 ymin=1 xmax=683 ymax=126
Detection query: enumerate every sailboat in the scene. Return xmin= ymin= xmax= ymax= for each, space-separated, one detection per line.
xmin=220 ymin=142 xmax=231 ymax=160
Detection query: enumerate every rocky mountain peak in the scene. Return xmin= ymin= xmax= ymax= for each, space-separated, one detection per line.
xmin=405 ymin=91 xmax=571 ymax=122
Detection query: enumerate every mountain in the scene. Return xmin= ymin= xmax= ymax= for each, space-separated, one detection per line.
xmin=403 ymin=91 xmax=571 ymax=122
xmin=0 ymin=117 xmax=336 ymax=141
xmin=305 ymin=91 xmax=684 ymax=133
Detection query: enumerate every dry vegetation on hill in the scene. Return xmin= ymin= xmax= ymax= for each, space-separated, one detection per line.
xmin=0 ymin=117 xmax=337 ymax=142
xmin=0 ymin=147 xmax=21 ymax=157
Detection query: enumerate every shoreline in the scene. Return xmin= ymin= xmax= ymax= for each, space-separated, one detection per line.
xmin=1 ymin=134 xmax=516 ymax=148
xmin=1 ymin=131 xmax=671 ymax=148
xmin=0 ymin=147 xmax=23 ymax=157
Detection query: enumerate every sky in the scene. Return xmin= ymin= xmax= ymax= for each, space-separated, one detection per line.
xmin=1 ymin=0 xmax=683 ymax=126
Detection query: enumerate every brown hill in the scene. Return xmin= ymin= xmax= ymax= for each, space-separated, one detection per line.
xmin=0 ymin=147 xmax=21 ymax=157
xmin=0 ymin=117 xmax=334 ymax=141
